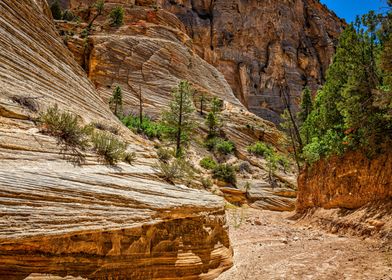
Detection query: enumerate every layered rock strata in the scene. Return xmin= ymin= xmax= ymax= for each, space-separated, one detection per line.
xmin=0 ymin=0 xmax=232 ymax=278
xmin=297 ymin=150 xmax=392 ymax=212
xmin=160 ymin=0 xmax=344 ymax=123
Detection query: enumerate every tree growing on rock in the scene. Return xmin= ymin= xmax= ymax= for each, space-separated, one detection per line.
xmin=87 ymin=0 xmax=105 ymax=30
xmin=109 ymin=85 xmax=123 ymax=118
xmin=109 ymin=6 xmax=125 ymax=27
xmin=161 ymin=80 xmax=196 ymax=158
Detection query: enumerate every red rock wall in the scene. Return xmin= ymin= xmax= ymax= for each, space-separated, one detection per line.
xmin=297 ymin=151 xmax=392 ymax=212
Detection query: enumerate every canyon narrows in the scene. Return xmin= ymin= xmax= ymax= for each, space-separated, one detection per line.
xmin=0 ymin=0 xmax=391 ymax=279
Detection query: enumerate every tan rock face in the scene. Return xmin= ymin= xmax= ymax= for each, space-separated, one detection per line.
xmin=56 ymin=1 xmax=298 ymax=210
xmin=297 ymin=151 xmax=392 ymax=212
xmin=0 ymin=0 xmax=232 ymax=278
xmin=159 ymin=0 xmax=344 ymax=123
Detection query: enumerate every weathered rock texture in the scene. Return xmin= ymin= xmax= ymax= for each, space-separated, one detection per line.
xmin=55 ymin=0 xmax=298 ymax=211
xmin=0 ymin=0 xmax=232 ymax=278
xmin=159 ymin=0 xmax=344 ymax=123
xmin=297 ymin=151 xmax=392 ymax=212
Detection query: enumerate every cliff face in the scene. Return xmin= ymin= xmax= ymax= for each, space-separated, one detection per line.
xmin=56 ymin=0 xmax=298 ymax=212
xmin=0 ymin=0 xmax=232 ymax=278
xmin=297 ymin=151 xmax=392 ymax=212
xmin=159 ymin=0 xmax=344 ymax=123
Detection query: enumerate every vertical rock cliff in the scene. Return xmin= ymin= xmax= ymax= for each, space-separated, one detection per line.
xmin=297 ymin=151 xmax=392 ymax=211
xmin=0 ymin=0 xmax=233 ymax=278
xmin=159 ymin=0 xmax=344 ymax=123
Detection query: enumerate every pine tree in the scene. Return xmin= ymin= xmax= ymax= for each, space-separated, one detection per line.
xmin=109 ymin=86 xmax=123 ymax=118
xmin=109 ymin=6 xmax=124 ymax=27
xmin=162 ymin=80 xmax=196 ymax=157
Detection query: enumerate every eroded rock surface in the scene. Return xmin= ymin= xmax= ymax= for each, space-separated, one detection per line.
xmin=297 ymin=150 xmax=392 ymax=212
xmin=160 ymin=0 xmax=344 ymax=123
xmin=0 ymin=0 xmax=232 ymax=278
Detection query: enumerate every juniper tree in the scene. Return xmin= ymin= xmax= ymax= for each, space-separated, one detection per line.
xmin=162 ymin=80 xmax=196 ymax=158
xmin=87 ymin=0 xmax=105 ymax=30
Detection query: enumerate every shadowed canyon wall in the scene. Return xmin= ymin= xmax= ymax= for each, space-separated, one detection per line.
xmin=159 ymin=0 xmax=344 ymax=123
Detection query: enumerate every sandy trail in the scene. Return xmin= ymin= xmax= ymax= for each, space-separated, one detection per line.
xmin=218 ymin=208 xmax=392 ymax=280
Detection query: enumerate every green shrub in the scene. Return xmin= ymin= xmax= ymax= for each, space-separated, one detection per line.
xmin=215 ymin=140 xmax=235 ymax=155
xmin=109 ymin=6 xmax=124 ymax=26
xmin=91 ymin=131 xmax=126 ymax=165
xmin=212 ymin=164 xmax=236 ymax=184
xmin=39 ymin=105 xmax=92 ymax=165
xmin=200 ymin=156 xmax=217 ymax=170
xmin=156 ymin=147 xmax=173 ymax=162
xmin=205 ymin=137 xmax=235 ymax=155
xmin=247 ymin=141 xmax=274 ymax=158
xmin=39 ymin=105 xmax=90 ymax=150
xmin=153 ymin=158 xmax=194 ymax=184
xmin=122 ymin=115 xmax=166 ymax=140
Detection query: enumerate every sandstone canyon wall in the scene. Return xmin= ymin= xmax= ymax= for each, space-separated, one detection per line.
xmin=0 ymin=0 xmax=232 ymax=278
xmin=297 ymin=151 xmax=392 ymax=212
xmin=55 ymin=0 xmax=299 ymax=212
xmin=159 ymin=0 xmax=344 ymax=123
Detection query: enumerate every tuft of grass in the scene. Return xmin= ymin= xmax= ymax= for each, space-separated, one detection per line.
xmin=92 ymin=122 xmax=119 ymax=135
xmin=212 ymin=163 xmax=237 ymax=185
xmin=91 ymin=130 xmax=127 ymax=165
xmin=201 ymin=177 xmax=213 ymax=188
xmin=153 ymin=158 xmax=194 ymax=184
xmin=123 ymin=151 xmax=136 ymax=165
xmin=156 ymin=147 xmax=173 ymax=163
xmin=199 ymin=156 xmax=217 ymax=170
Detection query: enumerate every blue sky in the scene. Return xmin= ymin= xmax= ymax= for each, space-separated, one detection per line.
xmin=320 ymin=0 xmax=388 ymax=23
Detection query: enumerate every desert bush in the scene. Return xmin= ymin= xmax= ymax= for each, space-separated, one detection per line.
xmin=215 ymin=139 xmax=235 ymax=155
xmin=62 ymin=9 xmax=77 ymax=21
xmin=153 ymin=158 xmax=194 ymax=184
xmin=91 ymin=130 xmax=126 ymax=165
xmin=39 ymin=105 xmax=91 ymax=164
xmin=247 ymin=141 xmax=274 ymax=158
xmin=238 ymin=161 xmax=252 ymax=173
xmin=199 ymin=156 xmax=217 ymax=170
xmin=109 ymin=6 xmax=124 ymax=26
xmin=39 ymin=105 xmax=90 ymax=150
xmin=201 ymin=177 xmax=213 ymax=188
xmin=205 ymin=137 xmax=235 ymax=155
xmin=156 ymin=147 xmax=173 ymax=162
xmin=92 ymin=122 xmax=119 ymax=135
xmin=212 ymin=163 xmax=236 ymax=184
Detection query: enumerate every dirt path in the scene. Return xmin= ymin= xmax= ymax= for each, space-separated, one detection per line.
xmin=218 ymin=208 xmax=392 ymax=280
